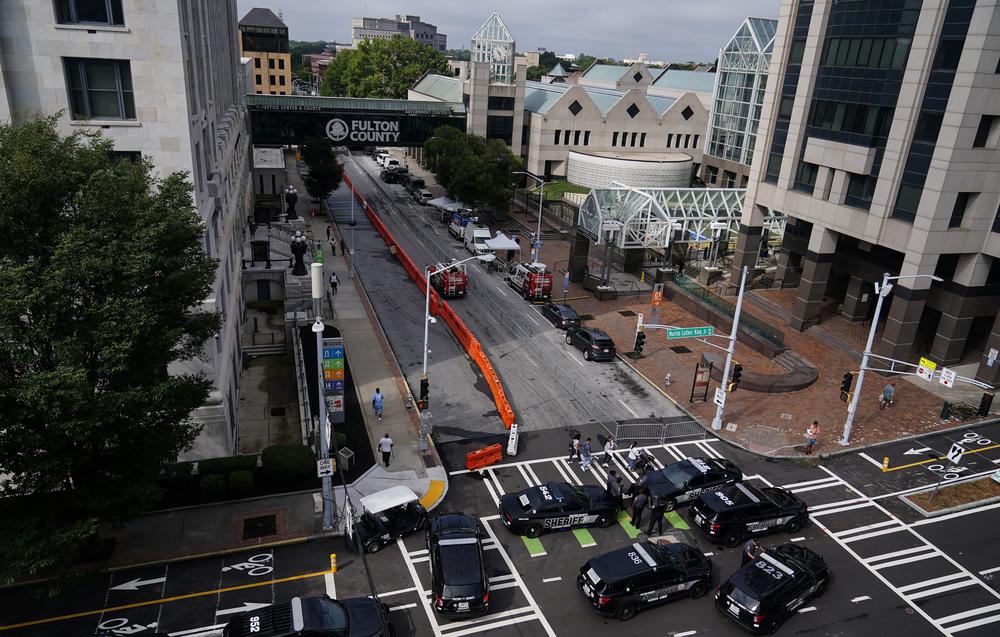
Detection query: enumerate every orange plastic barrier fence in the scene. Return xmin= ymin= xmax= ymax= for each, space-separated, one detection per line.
xmin=466 ymin=443 xmax=503 ymax=471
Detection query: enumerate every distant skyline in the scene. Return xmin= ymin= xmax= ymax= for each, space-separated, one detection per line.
xmin=237 ymin=1 xmax=783 ymax=64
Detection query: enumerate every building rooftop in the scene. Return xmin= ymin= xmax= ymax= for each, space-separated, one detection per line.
xmin=411 ymin=73 xmax=463 ymax=103
xmin=252 ymin=147 xmax=285 ymax=169
xmin=548 ymin=63 xmax=568 ymax=77
xmin=239 ymin=7 xmax=286 ymax=29
xmin=652 ymin=69 xmax=717 ymax=93
xmin=523 ymin=80 xmax=676 ymax=117
xmin=581 ymin=63 xmax=631 ymax=82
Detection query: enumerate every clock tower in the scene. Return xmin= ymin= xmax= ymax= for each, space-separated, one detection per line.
xmin=471 ymin=11 xmax=515 ymax=84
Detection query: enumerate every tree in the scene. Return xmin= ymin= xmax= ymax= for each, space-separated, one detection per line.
xmin=445 ymin=48 xmax=471 ymax=61
xmin=289 ymin=39 xmax=328 ymax=82
xmin=0 ymin=113 xmax=218 ymax=581
xmin=300 ymin=137 xmax=344 ymax=202
xmin=321 ymin=36 xmax=449 ymax=99
xmin=576 ymin=53 xmax=597 ymax=71
xmin=538 ymin=51 xmax=558 ymax=70
xmin=424 ymin=126 xmax=524 ymax=212
xmin=526 ymin=65 xmax=545 ymax=81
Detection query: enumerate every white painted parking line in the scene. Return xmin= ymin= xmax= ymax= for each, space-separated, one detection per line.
xmin=896 ymin=572 xmax=969 ymax=594
xmin=486 ymin=468 xmax=505 ymax=497
xmin=482 ymin=479 xmax=499 ymax=507
xmin=442 ymin=609 xmax=540 ymax=637
xmin=619 ymin=399 xmax=637 ymax=417
xmin=865 ymin=545 xmax=932 ymax=564
xmin=980 ymin=566 xmax=1000 ymax=576
xmin=694 ymin=440 xmax=724 ymax=459
xmin=524 ymin=463 xmax=543 ymax=486
xmin=390 ymin=603 xmax=418 ymax=611
xmin=797 ymin=606 xmax=817 ymax=613
xmin=858 ymin=451 xmax=887 ymax=469
xmin=409 ymin=549 xmax=429 ymax=557
xmin=782 ymin=476 xmax=842 ymax=489
xmin=851 ymin=596 xmax=871 ymax=603
xmin=542 ymin=576 xmax=561 ymax=583
xmin=397 ymin=538 xmax=444 ymax=637
xmin=325 ymin=572 xmax=336 ymax=599
xmin=674 ymin=631 xmax=698 ymax=637
xmin=834 ymin=519 xmax=899 ymax=539
xmin=839 ymin=524 xmax=906 ymax=544
xmin=945 ymin=613 xmax=1000 ymax=633
xmin=516 ymin=463 xmax=533 ymax=487
xmin=480 ymin=518 xmax=557 ymax=636
xmin=808 ymin=500 xmax=872 ymax=516
xmin=789 ymin=479 xmax=843 ymax=494
xmin=910 ymin=500 xmax=1000 ymax=526
xmin=379 ymin=586 xmax=419 ymax=598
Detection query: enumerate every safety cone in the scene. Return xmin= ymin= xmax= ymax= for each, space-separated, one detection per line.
xmin=311 ymin=209 xmax=315 ymax=218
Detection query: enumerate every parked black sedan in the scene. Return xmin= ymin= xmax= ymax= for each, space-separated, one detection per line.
xmin=715 ymin=543 xmax=829 ymax=634
xmin=540 ymin=301 xmax=581 ymax=330
xmin=642 ymin=457 xmax=742 ymax=510
xmin=426 ymin=512 xmax=490 ymax=618
xmin=565 ymin=326 xmax=616 ymax=361
xmin=499 ymin=482 xmax=619 ymax=538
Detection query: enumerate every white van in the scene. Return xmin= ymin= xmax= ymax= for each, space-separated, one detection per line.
xmin=384 ymin=158 xmax=400 ymax=170
xmin=417 ymin=189 xmax=433 ymax=204
xmin=375 ymin=152 xmax=390 ymax=166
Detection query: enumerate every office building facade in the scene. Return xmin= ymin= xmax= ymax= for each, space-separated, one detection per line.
xmin=733 ymin=0 xmax=1000 ymax=384
xmin=0 ymin=0 xmax=253 ymax=455
xmin=239 ymin=7 xmax=291 ymax=96
xmin=351 ymin=14 xmax=447 ymax=52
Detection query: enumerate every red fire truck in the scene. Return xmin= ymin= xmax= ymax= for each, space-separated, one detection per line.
xmin=506 ymin=262 xmax=553 ymax=301
xmin=428 ymin=262 xmax=468 ymax=297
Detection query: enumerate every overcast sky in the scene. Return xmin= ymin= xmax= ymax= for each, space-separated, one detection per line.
xmin=238 ymin=1 xmax=782 ymax=63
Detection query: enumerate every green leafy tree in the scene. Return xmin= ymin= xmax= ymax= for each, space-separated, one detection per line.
xmin=289 ymin=40 xmax=330 ymax=84
xmin=538 ymin=51 xmax=558 ymax=69
xmin=445 ymin=48 xmax=471 ymax=61
xmin=321 ymin=36 xmax=449 ymax=99
xmin=526 ymin=65 xmax=545 ymax=81
xmin=576 ymin=53 xmax=597 ymax=71
xmin=0 ymin=113 xmax=218 ymax=582
xmin=424 ymin=126 xmax=524 ymax=212
xmin=300 ymin=137 xmax=344 ymax=202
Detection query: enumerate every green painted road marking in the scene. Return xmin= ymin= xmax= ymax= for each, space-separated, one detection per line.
xmin=521 ymin=536 xmax=546 ymax=556
xmin=666 ymin=511 xmax=689 ymax=529
xmin=573 ymin=528 xmax=596 ymax=547
xmin=617 ymin=510 xmax=642 ymax=539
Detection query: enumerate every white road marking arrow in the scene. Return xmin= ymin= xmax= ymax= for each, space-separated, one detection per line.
xmin=110 ymin=576 xmax=167 ymax=591
xmin=904 ymin=447 xmax=933 ymax=455
xmin=216 ymin=602 xmax=272 ymax=617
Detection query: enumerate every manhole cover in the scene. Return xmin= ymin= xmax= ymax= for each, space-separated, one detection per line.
xmin=619 ymin=310 xmax=637 ymax=317
xmin=669 ymin=346 xmax=692 ymax=354
xmin=270 ymin=407 xmax=286 ymax=417
xmin=243 ymin=515 xmax=277 ymax=539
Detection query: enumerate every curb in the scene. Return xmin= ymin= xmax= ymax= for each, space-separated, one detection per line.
xmin=897 ymin=475 xmax=1000 ymax=518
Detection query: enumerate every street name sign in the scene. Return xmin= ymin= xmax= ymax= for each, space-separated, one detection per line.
xmin=668 ymin=326 xmax=714 ymax=339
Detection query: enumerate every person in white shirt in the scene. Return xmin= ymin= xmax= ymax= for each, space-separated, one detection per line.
xmin=602 ymin=435 xmax=615 ymax=467
xmin=626 ymin=442 xmax=640 ymax=471
xmin=378 ymin=433 xmax=393 ymax=467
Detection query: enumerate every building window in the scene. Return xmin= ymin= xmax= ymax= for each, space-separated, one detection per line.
xmin=765 ymin=152 xmax=782 ymax=180
xmin=778 ymin=96 xmax=795 ymax=119
xmin=973 ymin=115 xmax=997 ymax=148
xmin=268 ymin=59 xmax=275 ymax=69
xmin=573 ymin=130 xmax=580 ymax=145
xmin=279 ymin=91 xmax=285 ymax=95
xmin=56 ymin=0 xmax=124 ymax=26
xmin=893 ymin=183 xmax=923 ymax=222
xmin=846 ymin=174 xmax=875 ymax=209
xmin=278 ymin=59 xmax=285 ymax=70
xmin=788 ymin=39 xmax=806 ymax=65
xmin=568 ymin=100 xmax=582 ymax=116
xmin=254 ymin=58 xmax=261 ymax=69
xmin=279 ymin=76 xmax=286 ymax=86
xmin=795 ymin=161 xmax=818 ymax=192
xmin=949 ymin=192 xmax=972 ymax=228
xmin=583 ymin=131 xmax=590 ymax=146
xmin=64 ymin=58 xmax=135 ymax=120
xmin=681 ymin=105 xmax=694 ymax=120
xmin=707 ymin=166 xmax=718 ymax=184
xmin=666 ymin=133 xmax=673 ymax=148
xmin=626 ymin=103 xmax=640 ymax=118
xmin=640 ymin=132 xmax=646 ymax=148
xmin=684 ymin=134 xmax=691 ymax=148
xmin=612 ymin=132 xmax=619 ymax=146
xmin=693 ymin=134 xmax=699 ymax=149
xmin=488 ymin=96 xmax=515 ymax=110
xmin=255 ymin=74 xmax=261 ymax=84
xmin=269 ymin=91 xmax=275 ymax=95
xmin=269 ymin=75 xmax=275 ymax=84
xmin=915 ymin=112 xmax=943 ymax=144
xmin=554 ymin=130 xmax=560 ymax=145
xmin=563 ymin=130 xmax=570 ymax=145
xmin=630 ymin=132 xmax=637 ymax=147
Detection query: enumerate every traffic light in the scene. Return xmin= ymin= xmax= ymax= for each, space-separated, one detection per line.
xmin=418 ymin=377 xmax=430 ymax=410
xmin=978 ymin=391 xmax=994 ymax=416
xmin=633 ymin=331 xmax=647 ymax=354
xmin=728 ymin=363 xmax=743 ymax=392
xmin=840 ymin=372 xmax=854 ymax=403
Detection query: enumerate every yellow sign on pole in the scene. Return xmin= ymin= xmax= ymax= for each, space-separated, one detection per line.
xmin=917 ymin=357 xmax=937 ymax=381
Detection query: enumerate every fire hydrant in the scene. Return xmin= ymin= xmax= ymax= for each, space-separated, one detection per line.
xmin=664 ymin=373 xmax=672 ymax=386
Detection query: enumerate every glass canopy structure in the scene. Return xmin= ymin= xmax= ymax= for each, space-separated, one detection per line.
xmin=471 ymin=11 xmax=515 ymax=84
xmin=578 ymin=186 xmax=784 ymax=249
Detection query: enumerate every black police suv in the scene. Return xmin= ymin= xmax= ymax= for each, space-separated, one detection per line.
xmin=715 ymin=544 xmax=829 ymax=634
xmin=540 ymin=302 xmax=581 ymax=330
xmin=577 ymin=541 xmax=712 ymax=621
xmin=643 ymin=457 xmax=742 ymax=510
xmin=565 ymin=326 xmax=616 ymax=361
xmin=222 ymin=595 xmax=392 ymax=637
xmin=499 ymin=481 xmax=618 ymax=538
xmin=689 ymin=482 xmax=808 ymax=548
xmin=426 ymin=512 xmax=490 ymax=618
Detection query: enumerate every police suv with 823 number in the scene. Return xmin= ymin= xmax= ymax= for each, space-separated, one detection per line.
xmin=498 ymin=482 xmax=618 ymax=538
xmin=715 ymin=544 xmax=829 ymax=634
xmin=577 ymin=541 xmax=712 ymax=621
xmin=689 ymin=482 xmax=807 ymax=548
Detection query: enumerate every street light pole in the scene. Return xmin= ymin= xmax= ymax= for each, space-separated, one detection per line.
xmin=513 ymin=171 xmax=545 ymax=262
xmin=422 ymin=254 xmax=496 ymax=378
xmin=839 ymin=272 xmax=942 ymax=446
xmin=711 ymin=265 xmax=749 ymax=431
xmin=310 ymin=263 xmax=333 ymax=530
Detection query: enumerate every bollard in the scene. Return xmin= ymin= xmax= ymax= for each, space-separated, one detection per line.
xmin=330 ymin=553 xmax=337 ymax=573
xmin=941 ymin=401 xmax=953 ymax=419
xmin=664 ymin=372 xmax=672 ymax=386
xmin=882 ymin=457 xmax=889 ymax=472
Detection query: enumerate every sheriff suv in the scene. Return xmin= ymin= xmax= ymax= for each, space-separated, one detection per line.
xmin=498 ymin=481 xmax=618 ymax=538
xmin=222 ymin=595 xmax=392 ymax=637
xmin=715 ymin=544 xmax=830 ymax=634
xmin=688 ymin=482 xmax=808 ymax=548
xmin=643 ymin=457 xmax=742 ymax=511
xmin=577 ymin=541 xmax=712 ymax=621
xmin=426 ymin=513 xmax=490 ymax=618
xmin=565 ymin=326 xmax=616 ymax=361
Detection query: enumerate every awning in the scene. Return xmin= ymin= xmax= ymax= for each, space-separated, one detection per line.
xmin=485 ymin=231 xmax=520 ymax=251
xmin=428 ymin=196 xmax=456 ymax=210
xmin=359 ymin=485 xmax=420 ymax=514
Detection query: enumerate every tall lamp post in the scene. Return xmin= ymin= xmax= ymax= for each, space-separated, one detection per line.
xmin=310 ymin=263 xmax=333 ymax=530
xmin=513 ymin=171 xmax=545 ymax=262
xmin=839 ymin=272 xmax=943 ymax=446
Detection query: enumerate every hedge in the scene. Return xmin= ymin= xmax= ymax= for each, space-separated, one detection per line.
xmin=261 ymin=443 xmax=316 ymax=482
xmin=200 ymin=474 xmax=227 ymax=500
xmin=198 ymin=455 xmax=258 ymax=476
xmin=228 ymin=470 xmax=255 ymax=498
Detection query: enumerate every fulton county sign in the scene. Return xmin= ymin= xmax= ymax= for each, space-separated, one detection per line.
xmin=326 ymin=118 xmax=402 ymax=144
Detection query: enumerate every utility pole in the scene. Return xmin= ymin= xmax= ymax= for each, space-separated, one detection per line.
xmin=711 ymin=265 xmax=749 ymax=431
xmin=310 ymin=263 xmax=333 ymax=530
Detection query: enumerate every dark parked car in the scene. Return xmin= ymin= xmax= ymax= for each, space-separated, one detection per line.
xmin=222 ymin=595 xmax=392 ymax=637
xmin=426 ymin=512 xmax=490 ymax=617
xmin=565 ymin=326 xmax=616 ymax=361
xmin=577 ymin=541 xmax=712 ymax=621
xmin=540 ymin=302 xmax=581 ymax=330
xmin=715 ymin=544 xmax=829 ymax=634
xmin=689 ymin=482 xmax=808 ymax=548
xmin=643 ymin=457 xmax=743 ymax=510
xmin=352 ymin=486 xmax=428 ymax=554
xmin=498 ymin=481 xmax=619 ymax=538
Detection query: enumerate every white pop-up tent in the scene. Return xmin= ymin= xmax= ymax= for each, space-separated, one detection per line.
xmin=484 ymin=231 xmax=520 ymax=251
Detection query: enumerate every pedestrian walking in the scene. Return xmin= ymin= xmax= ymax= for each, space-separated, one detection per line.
xmin=805 ymin=421 xmax=819 ymax=455
xmin=249 ymin=222 xmax=257 ymax=238
xmin=581 ymin=437 xmax=593 ymax=472
xmin=329 ymin=271 xmax=339 ymax=294
xmin=602 ymin=435 xmax=615 ymax=467
xmin=742 ymin=538 xmax=763 ymax=566
xmin=372 ymin=387 xmax=385 ymax=423
xmin=646 ymin=494 xmax=665 ymax=536
xmin=340 ymin=238 xmax=347 ymax=255
xmin=626 ymin=442 xmax=640 ymax=471
xmin=378 ymin=433 xmax=393 ymax=468
xmin=328 ymin=236 xmax=336 ymax=255
xmin=631 ymin=490 xmax=649 ymax=529
xmin=326 ymin=225 xmax=331 ymax=240
xmin=568 ymin=432 xmax=581 ymax=462
xmin=880 ymin=381 xmax=897 ymax=410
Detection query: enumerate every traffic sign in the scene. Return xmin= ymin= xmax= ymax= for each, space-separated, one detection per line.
xmin=651 ymin=283 xmax=664 ymax=307
xmin=917 ymin=357 xmax=937 ymax=381
xmin=939 ymin=367 xmax=956 ymax=388
xmin=713 ymin=387 xmax=726 ymax=407
xmin=946 ymin=442 xmax=965 ymax=465
xmin=316 ymin=458 xmax=334 ymax=478
xmin=534 ymin=241 xmax=542 ymax=248
xmin=668 ymin=326 xmax=714 ymax=339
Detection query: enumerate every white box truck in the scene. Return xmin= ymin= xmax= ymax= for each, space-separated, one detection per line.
xmin=464 ymin=223 xmax=493 ymax=255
